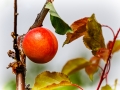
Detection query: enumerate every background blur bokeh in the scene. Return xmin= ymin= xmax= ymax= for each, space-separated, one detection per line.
xmin=0 ymin=0 xmax=120 ymax=90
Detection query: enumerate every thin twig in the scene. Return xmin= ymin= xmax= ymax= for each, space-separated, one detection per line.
xmin=29 ymin=0 xmax=54 ymax=30
xmin=14 ymin=0 xmax=20 ymax=61
xmin=96 ymin=28 xmax=120 ymax=90
xmin=102 ymin=25 xmax=115 ymax=37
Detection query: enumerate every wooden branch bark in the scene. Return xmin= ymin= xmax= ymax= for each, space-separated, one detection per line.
xmin=14 ymin=0 xmax=26 ymax=90
xmin=14 ymin=0 xmax=20 ymax=61
xmin=29 ymin=0 xmax=53 ymax=30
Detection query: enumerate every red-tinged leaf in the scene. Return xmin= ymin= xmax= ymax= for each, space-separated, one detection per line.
xmin=112 ymin=40 xmax=120 ymax=54
xmin=62 ymin=58 xmax=89 ymax=76
xmin=63 ymin=17 xmax=88 ymax=46
xmin=85 ymin=56 xmax=100 ymax=81
xmin=101 ymin=84 xmax=112 ymax=90
xmin=83 ymin=14 xmax=105 ymax=55
xmin=32 ymin=71 xmax=81 ymax=90
xmin=96 ymin=48 xmax=110 ymax=62
xmin=107 ymin=41 xmax=113 ymax=49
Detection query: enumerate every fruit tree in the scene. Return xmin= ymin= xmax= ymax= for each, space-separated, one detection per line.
xmin=6 ymin=0 xmax=120 ymax=90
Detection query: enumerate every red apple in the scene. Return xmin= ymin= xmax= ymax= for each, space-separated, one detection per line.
xmin=22 ymin=27 xmax=58 ymax=64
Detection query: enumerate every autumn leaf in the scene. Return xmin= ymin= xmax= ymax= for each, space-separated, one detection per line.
xmin=83 ymin=14 xmax=105 ymax=55
xmin=45 ymin=2 xmax=72 ymax=35
xmin=63 ymin=14 xmax=105 ymax=55
xmin=107 ymin=41 xmax=113 ymax=50
xmin=32 ymin=71 xmax=81 ymax=90
xmin=85 ymin=56 xmax=100 ymax=81
xmin=112 ymin=40 xmax=120 ymax=54
xmin=101 ymin=84 xmax=112 ymax=90
xmin=96 ymin=48 xmax=110 ymax=62
xmin=61 ymin=58 xmax=89 ymax=76
xmin=63 ymin=17 xmax=88 ymax=46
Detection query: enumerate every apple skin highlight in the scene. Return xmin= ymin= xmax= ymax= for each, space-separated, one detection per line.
xmin=22 ymin=27 xmax=58 ymax=64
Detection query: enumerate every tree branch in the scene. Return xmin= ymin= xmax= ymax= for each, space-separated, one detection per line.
xmin=13 ymin=0 xmax=25 ymax=90
xmin=13 ymin=0 xmax=20 ymax=61
xmin=29 ymin=0 xmax=53 ymax=30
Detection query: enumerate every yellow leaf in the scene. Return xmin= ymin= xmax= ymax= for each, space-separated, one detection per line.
xmin=62 ymin=58 xmax=89 ymax=75
xmin=101 ymin=84 xmax=112 ymax=90
xmin=32 ymin=71 xmax=80 ymax=90
xmin=40 ymin=81 xmax=71 ymax=90
xmin=89 ymin=74 xmax=93 ymax=81
xmin=112 ymin=40 xmax=120 ymax=54
xmin=114 ymin=79 xmax=118 ymax=90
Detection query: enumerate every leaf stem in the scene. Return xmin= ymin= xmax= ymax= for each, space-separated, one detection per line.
xmin=96 ymin=28 xmax=120 ymax=90
xmin=102 ymin=25 xmax=115 ymax=37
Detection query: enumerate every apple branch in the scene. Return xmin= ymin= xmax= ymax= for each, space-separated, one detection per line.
xmin=96 ymin=28 xmax=120 ymax=90
xmin=13 ymin=0 xmax=26 ymax=90
xmin=13 ymin=0 xmax=19 ymax=61
xmin=29 ymin=0 xmax=54 ymax=30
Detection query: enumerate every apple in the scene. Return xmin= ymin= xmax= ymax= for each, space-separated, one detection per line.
xmin=22 ymin=27 xmax=58 ymax=64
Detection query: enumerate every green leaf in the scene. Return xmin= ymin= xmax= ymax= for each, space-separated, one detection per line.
xmin=101 ymin=84 xmax=112 ymax=90
xmin=83 ymin=14 xmax=105 ymax=55
xmin=45 ymin=2 xmax=73 ymax=35
xmin=112 ymin=40 xmax=120 ymax=54
xmin=62 ymin=58 xmax=89 ymax=75
xmin=32 ymin=71 xmax=72 ymax=90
